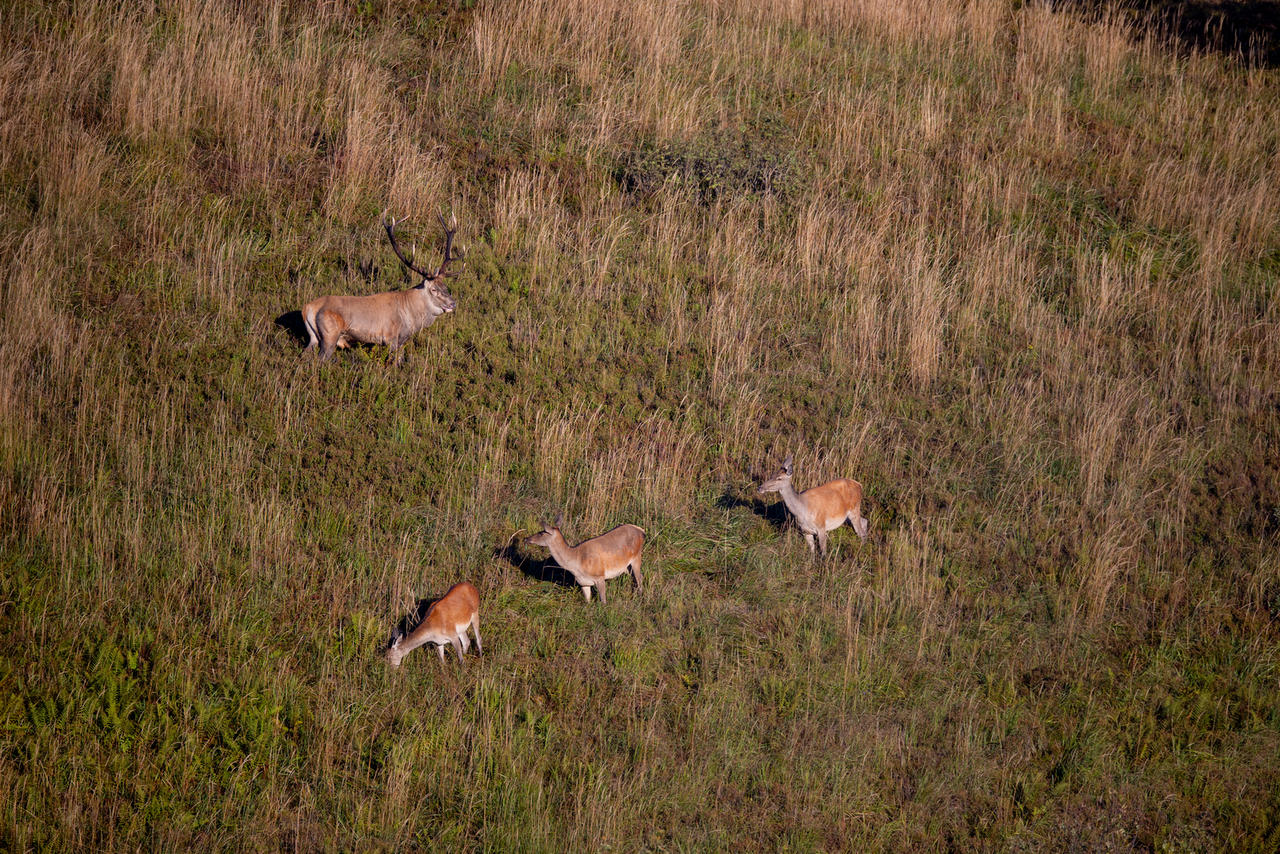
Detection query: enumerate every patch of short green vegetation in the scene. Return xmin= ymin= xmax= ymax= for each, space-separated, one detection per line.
xmin=614 ymin=124 xmax=803 ymax=204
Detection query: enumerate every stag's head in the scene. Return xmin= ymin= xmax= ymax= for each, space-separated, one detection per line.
xmin=757 ymin=454 xmax=794 ymax=495
xmin=383 ymin=211 xmax=463 ymax=318
xmin=525 ymin=513 xmax=564 ymax=548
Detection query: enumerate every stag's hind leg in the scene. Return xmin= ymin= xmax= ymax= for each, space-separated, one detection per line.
xmin=316 ymin=308 xmax=347 ymax=361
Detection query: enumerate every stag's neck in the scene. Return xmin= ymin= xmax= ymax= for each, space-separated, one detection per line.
xmin=385 ymin=287 xmax=431 ymax=329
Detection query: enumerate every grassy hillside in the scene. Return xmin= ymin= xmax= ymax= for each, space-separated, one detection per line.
xmin=1 ymin=0 xmax=1277 ymax=849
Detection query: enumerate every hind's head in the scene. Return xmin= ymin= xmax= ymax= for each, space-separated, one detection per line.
xmin=383 ymin=631 xmax=406 ymax=668
xmin=526 ymin=513 xmax=565 ymax=549
xmin=757 ymin=454 xmax=794 ymax=495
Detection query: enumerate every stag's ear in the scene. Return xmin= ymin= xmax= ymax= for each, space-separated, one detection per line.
xmin=782 ymin=454 xmax=793 ymax=475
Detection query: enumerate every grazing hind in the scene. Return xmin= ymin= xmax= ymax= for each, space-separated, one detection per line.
xmin=384 ymin=581 xmax=481 ymax=667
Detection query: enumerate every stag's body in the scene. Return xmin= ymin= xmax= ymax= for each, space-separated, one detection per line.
xmin=303 ymin=288 xmax=451 ymax=360
xmin=526 ymin=520 xmax=644 ymax=604
xmin=303 ymin=212 xmax=460 ymax=362
xmin=385 ymin=581 xmax=481 ymax=667
xmin=758 ymin=455 xmax=868 ymax=555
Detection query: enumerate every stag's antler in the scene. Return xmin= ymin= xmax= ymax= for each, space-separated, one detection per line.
xmin=382 ymin=211 xmax=434 ymax=279
xmin=434 ymin=211 xmax=463 ymax=278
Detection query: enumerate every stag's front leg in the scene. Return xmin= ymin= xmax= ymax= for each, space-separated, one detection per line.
xmin=804 ymin=531 xmax=816 ymax=553
xmin=581 ymin=586 xmax=592 ymax=602
xmin=595 ymin=580 xmax=608 ymax=605
xmin=390 ymin=339 xmax=407 ymax=366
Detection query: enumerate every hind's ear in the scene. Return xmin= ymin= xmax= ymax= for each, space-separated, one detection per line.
xmin=782 ymin=454 xmax=794 ymax=475
xmin=553 ymin=512 xmax=564 ymax=529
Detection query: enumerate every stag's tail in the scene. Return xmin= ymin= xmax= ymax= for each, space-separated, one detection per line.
xmin=301 ymin=303 xmax=319 ymax=350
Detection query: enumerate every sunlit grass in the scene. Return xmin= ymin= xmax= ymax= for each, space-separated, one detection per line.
xmin=1 ymin=0 xmax=1278 ymax=849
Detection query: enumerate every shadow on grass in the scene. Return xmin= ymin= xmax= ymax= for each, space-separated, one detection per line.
xmin=716 ymin=489 xmax=791 ymax=531
xmin=494 ymin=541 xmax=577 ymax=590
xmin=274 ymin=309 xmax=309 ymax=348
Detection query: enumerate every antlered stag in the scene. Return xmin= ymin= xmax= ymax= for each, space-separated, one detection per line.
xmin=526 ymin=515 xmax=644 ymax=604
xmin=384 ymin=581 xmax=481 ymax=667
xmin=303 ymin=212 xmax=462 ymax=362
xmin=757 ymin=454 xmax=869 ymax=556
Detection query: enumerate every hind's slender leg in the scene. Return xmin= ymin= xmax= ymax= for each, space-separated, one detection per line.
xmin=630 ymin=556 xmax=643 ymax=593
xmin=853 ymin=511 xmax=869 ymax=540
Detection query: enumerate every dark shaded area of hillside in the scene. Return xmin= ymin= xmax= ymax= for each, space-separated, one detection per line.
xmin=1069 ymin=0 xmax=1280 ymax=66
